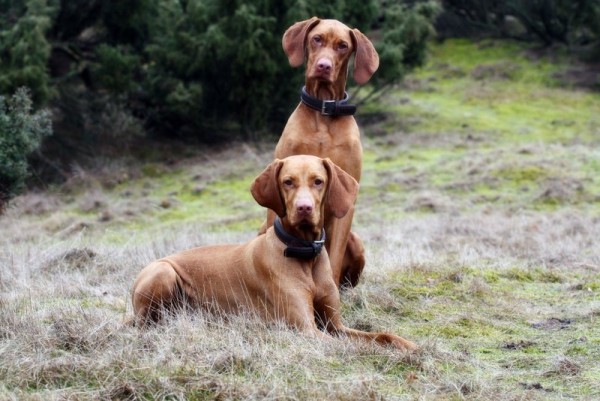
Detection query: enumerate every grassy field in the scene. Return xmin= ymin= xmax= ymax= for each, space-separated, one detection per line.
xmin=1 ymin=39 xmax=599 ymax=400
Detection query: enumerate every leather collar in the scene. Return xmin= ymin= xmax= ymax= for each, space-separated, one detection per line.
xmin=273 ymin=217 xmax=326 ymax=260
xmin=300 ymin=86 xmax=357 ymax=116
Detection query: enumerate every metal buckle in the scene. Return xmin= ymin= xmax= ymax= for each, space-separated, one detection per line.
xmin=321 ymin=100 xmax=336 ymax=116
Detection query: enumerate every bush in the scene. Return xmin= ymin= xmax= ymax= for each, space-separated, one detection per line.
xmin=0 ymin=0 xmax=439 ymax=161
xmin=364 ymin=1 xmax=440 ymax=102
xmin=0 ymin=0 xmax=52 ymax=105
xmin=0 ymin=88 xmax=52 ymax=210
xmin=440 ymin=0 xmax=600 ymax=48
xmin=141 ymin=0 xmax=439 ymax=140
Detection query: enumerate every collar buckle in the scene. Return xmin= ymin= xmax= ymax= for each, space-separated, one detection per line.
xmin=321 ymin=100 xmax=336 ymax=116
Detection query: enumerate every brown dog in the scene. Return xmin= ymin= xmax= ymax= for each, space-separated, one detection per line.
xmin=132 ymin=155 xmax=416 ymax=351
xmin=261 ymin=18 xmax=379 ymax=288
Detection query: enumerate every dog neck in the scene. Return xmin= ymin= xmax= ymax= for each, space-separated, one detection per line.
xmin=305 ymin=78 xmax=347 ymax=101
xmin=302 ymin=68 xmax=356 ymax=117
xmin=274 ymin=217 xmax=326 ymax=260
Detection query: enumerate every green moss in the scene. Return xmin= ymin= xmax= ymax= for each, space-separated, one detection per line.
xmin=140 ymin=163 xmax=168 ymax=178
xmin=501 ymin=268 xmax=534 ymax=282
xmin=535 ymin=269 xmax=565 ymax=284
xmin=587 ymin=281 xmax=600 ymax=291
xmin=482 ymin=270 xmax=500 ymax=283
xmin=109 ymin=170 xmax=261 ymax=235
xmin=520 ymin=346 xmax=546 ymax=355
xmin=383 ymin=38 xmax=600 ymax=155
xmin=424 ymin=39 xmax=530 ymax=71
xmin=493 ymin=165 xmax=548 ymax=184
xmin=566 ymin=344 xmax=589 ymax=356
xmin=391 ymin=271 xmax=462 ymax=301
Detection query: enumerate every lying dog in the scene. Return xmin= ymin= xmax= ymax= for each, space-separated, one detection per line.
xmin=132 ymin=155 xmax=416 ymax=351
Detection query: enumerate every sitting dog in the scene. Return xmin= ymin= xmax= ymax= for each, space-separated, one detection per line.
xmin=261 ymin=18 xmax=380 ymax=289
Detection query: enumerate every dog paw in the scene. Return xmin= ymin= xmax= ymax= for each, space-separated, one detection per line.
xmin=393 ymin=337 xmax=419 ymax=352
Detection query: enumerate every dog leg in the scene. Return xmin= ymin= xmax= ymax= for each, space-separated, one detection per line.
xmin=132 ymin=261 xmax=184 ymax=326
xmin=333 ymin=327 xmax=418 ymax=351
xmin=325 ymin=210 xmax=353 ymax=287
xmin=315 ymin=282 xmax=417 ymax=351
xmin=340 ymin=231 xmax=365 ymax=289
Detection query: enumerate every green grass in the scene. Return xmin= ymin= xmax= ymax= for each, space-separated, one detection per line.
xmin=359 ymin=39 xmax=600 ymax=219
xmin=408 ymin=40 xmax=598 ymax=147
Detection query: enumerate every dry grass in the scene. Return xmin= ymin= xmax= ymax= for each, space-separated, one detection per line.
xmin=0 ymin=222 xmax=426 ymax=400
xmin=2 ymin=39 xmax=600 ymax=400
xmin=2 ymin=158 xmax=598 ymax=400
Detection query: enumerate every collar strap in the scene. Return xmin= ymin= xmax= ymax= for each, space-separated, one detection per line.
xmin=274 ymin=217 xmax=326 ymax=260
xmin=300 ymin=86 xmax=357 ymax=116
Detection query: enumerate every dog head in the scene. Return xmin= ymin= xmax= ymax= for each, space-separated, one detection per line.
xmin=251 ymin=155 xmax=358 ymax=237
xmin=282 ymin=17 xmax=379 ymax=89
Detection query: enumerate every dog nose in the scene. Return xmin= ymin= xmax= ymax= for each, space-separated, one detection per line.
xmin=296 ymin=199 xmax=314 ymax=215
xmin=316 ymin=58 xmax=332 ymax=74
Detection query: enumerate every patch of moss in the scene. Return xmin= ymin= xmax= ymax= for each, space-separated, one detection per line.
xmin=566 ymin=344 xmax=589 ymax=356
xmin=493 ymin=165 xmax=548 ymax=185
xmin=481 ymin=270 xmax=500 ymax=283
xmin=535 ymin=269 xmax=565 ymax=284
xmin=586 ymin=281 xmax=600 ymax=291
xmin=109 ymin=170 xmax=260 ymax=235
xmin=501 ymin=268 xmax=534 ymax=282
xmin=141 ymin=163 xmax=168 ymax=178
xmin=500 ymin=267 xmax=565 ymax=284
xmin=391 ymin=271 xmax=462 ymax=301
xmin=381 ymin=39 xmax=600 ymax=186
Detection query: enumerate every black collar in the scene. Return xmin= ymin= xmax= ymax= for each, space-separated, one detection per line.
xmin=274 ymin=217 xmax=326 ymax=260
xmin=300 ymin=86 xmax=357 ymax=116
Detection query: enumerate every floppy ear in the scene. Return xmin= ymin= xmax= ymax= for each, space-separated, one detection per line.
xmin=251 ymin=159 xmax=286 ymax=217
xmin=322 ymin=158 xmax=359 ymax=219
xmin=282 ymin=17 xmax=321 ymax=67
xmin=350 ymin=29 xmax=379 ymax=84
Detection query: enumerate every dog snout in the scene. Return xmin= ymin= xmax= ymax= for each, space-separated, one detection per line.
xmin=295 ymin=197 xmax=314 ymax=217
xmin=315 ymin=58 xmax=332 ymax=76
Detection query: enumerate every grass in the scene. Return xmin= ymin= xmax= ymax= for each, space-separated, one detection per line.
xmin=1 ymin=38 xmax=600 ymax=400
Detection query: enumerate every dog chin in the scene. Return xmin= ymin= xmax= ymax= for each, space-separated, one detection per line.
xmin=292 ymin=219 xmax=317 ymax=232
xmin=310 ymin=73 xmax=333 ymax=84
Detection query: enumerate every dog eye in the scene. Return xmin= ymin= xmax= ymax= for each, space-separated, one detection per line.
xmin=313 ymin=36 xmax=322 ymax=44
xmin=283 ymin=179 xmax=293 ymax=187
xmin=314 ymin=179 xmax=323 ymax=186
xmin=338 ymin=42 xmax=348 ymax=50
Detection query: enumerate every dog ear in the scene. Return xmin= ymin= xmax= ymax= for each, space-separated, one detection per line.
xmin=350 ymin=29 xmax=379 ymax=85
xmin=251 ymin=159 xmax=286 ymax=217
xmin=282 ymin=17 xmax=321 ymax=67
xmin=323 ymin=158 xmax=359 ymax=219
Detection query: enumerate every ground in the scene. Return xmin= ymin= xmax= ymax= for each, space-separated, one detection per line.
xmin=1 ymin=39 xmax=599 ymax=400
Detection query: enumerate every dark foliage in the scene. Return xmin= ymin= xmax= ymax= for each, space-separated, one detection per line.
xmin=0 ymin=0 xmax=52 ymax=104
xmin=439 ymin=0 xmax=600 ymax=47
xmin=1 ymin=0 xmax=438 ymax=145
xmin=0 ymin=0 xmax=438 ymax=202
xmin=0 ymin=88 xmax=52 ymax=209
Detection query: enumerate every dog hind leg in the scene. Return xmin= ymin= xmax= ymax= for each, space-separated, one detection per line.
xmin=132 ymin=261 xmax=185 ymax=326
